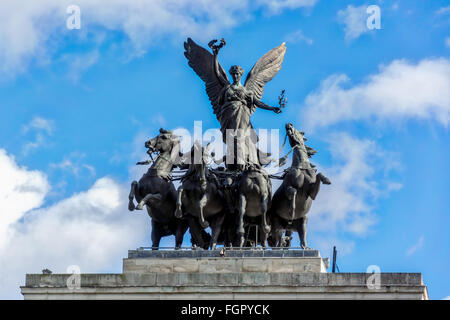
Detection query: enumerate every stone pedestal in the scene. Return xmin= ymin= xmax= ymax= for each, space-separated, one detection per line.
xmin=21 ymin=248 xmax=428 ymax=300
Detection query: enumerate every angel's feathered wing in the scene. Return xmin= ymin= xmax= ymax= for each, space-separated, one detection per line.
xmin=184 ymin=38 xmax=229 ymax=114
xmin=244 ymin=42 xmax=286 ymax=103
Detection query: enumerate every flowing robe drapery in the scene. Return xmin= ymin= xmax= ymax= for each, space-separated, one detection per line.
xmin=215 ymin=84 xmax=261 ymax=166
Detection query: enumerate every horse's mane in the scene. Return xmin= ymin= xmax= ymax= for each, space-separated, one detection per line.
xmin=169 ymin=135 xmax=182 ymax=165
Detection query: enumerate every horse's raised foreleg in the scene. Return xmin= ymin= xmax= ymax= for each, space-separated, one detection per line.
xmin=210 ymin=213 xmax=225 ymax=250
xmin=308 ymin=172 xmax=331 ymax=200
xmin=198 ymin=193 xmax=209 ymax=229
xmin=298 ymin=217 xmax=309 ymax=249
xmin=238 ymin=194 xmax=246 ymax=247
xmin=128 ymin=181 xmax=137 ymax=211
xmin=175 ymin=187 xmax=184 ymax=218
xmin=309 ymin=178 xmax=321 ymax=200
xmin=136 ymin=193 xmax=162 ymax=210
xmin=287 ymin=186 xmax=297 ymax=223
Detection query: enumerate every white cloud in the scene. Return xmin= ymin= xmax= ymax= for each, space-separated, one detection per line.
xmin=302 ymin=58 xmax=450 ymax=130
xmin=443 ymin=296 xmax=450 ymax=300
xmin=337 ymin=4 xmax=369 ymax=41
xmin=308 ymin=133 xmax=401 ymax=236
xmin=0 ymin=0 xmax=317 ymax=79
xmin=386 ymin=182 xmax=403 ymax=192
xmin=406 ymin=235 xmax=424 ymax=256
xmin=22 ymin=117 xmax=54 ymax=135
xmin=258 ymin=0 xmax=317 ymax=14
xmin=436 ymin=6 xmax=450 ymax=16
xmin=284 ymin=29 xmax=313 ymax=45
xmin=21 ymin=117 xmax=54 ymax=155
xmin=49 ymin=152 xmax=96 ymax=177
xmin=0 ymin=149 xmax=49 ymax=248
xmin=151 ymin=113 xmax=167 ymax=127
xmin=63 ymin=50 xmax=99 ymax=83
xmin=22 ymin=133 xmax=46 ymax=155
xmin=0 ymin=150 xmax=149 ymax=299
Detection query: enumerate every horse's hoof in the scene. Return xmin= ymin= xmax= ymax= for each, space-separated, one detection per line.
xmin=128 ymin=201 xmax=135 ymax=211
xmin=211 ymin=243 xmax=217 ymax=250
xmin=136 ymin=204 xmax=144 ymax=210
xmin=200 ymin=220 xmax=209 ymax=228
xmin=318 ymin=173 xmax=331 ymax=185
xmin=239 ymin=237 xmax=245 ymax=248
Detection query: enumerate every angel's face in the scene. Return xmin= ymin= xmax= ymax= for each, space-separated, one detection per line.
xmin=230 ymin=71 xmax=242 ymax=84
xmin=229 ymin=66 xmax=243 ymax=84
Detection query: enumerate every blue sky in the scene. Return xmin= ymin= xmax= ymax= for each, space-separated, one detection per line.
xmin=0 ymin=0 xmax=449 ymax=299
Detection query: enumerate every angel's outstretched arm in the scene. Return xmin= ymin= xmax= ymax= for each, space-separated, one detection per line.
xmin=254 ymin=99 xmax=282 ymax=114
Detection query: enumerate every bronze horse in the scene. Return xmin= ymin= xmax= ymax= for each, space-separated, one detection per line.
xmin=128 ymin=128 xmax=189 ymax=249
xmin=236 ymin=164 xmax=272 ymax=248
xmin=269 ymin=123 xmax=331 ymax=249
xmin=175 ymin=142 xmax=227 ymax=249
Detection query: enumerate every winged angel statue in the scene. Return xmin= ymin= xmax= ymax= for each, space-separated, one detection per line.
xmin=184 ymin=38 xmax=286 ymax=169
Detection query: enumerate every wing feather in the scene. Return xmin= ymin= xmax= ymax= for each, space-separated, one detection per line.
xmin=184 ymin=38 xmax=229 ymax=114
xmin=244 ymin=43 xmax=286 ymax=102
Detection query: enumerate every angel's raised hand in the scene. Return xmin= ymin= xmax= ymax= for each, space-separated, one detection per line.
xmin=208 ymin=39 xmax=220 ymax=54
xmin=208 ymin=39 xmax=217 ymax=49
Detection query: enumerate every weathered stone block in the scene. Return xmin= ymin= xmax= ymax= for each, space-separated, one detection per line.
xmin=21 ymin=250 xmax=429 ymax=300
xmin=242 ymin=259 xmax=270 ymax=272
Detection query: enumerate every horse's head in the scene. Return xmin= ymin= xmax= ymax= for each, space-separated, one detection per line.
xmin=285 ymin=123 xmax=317 ymax=159
xmin=285 ymin=123 xmax=306 ymax=148
xmin=183 ymin=140 xmax=213 ymax=172
xmin=145 ymin=128 xmax=179 ymax=155
xmin=181 ymin=141 xmax=214 ymax=192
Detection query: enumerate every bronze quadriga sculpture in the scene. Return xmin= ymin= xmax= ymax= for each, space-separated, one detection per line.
xmin=128 ymin=39 xmax=331 ymax=249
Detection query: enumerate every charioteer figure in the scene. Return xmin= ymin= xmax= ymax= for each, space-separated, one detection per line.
xmin=184 ymin=37 xmax=285 ymax=171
